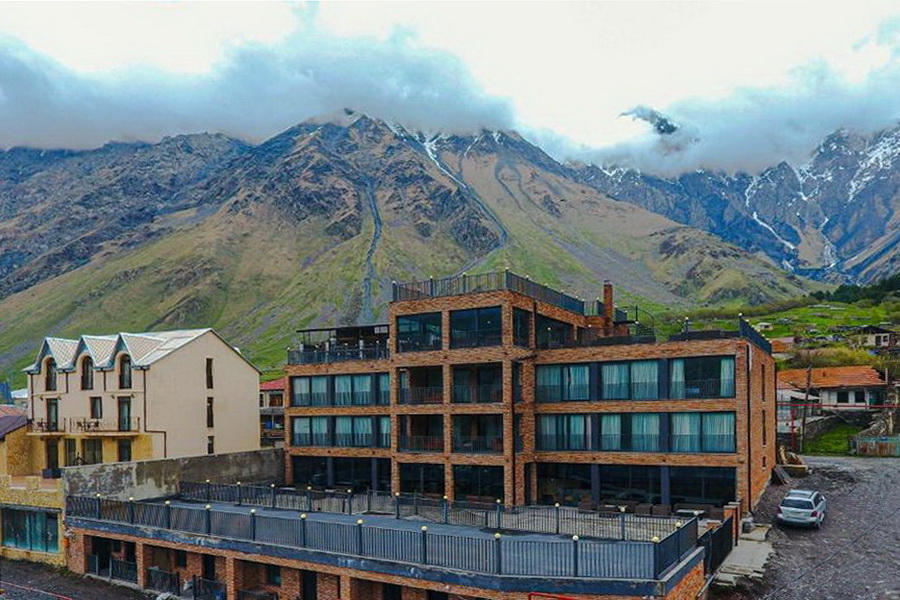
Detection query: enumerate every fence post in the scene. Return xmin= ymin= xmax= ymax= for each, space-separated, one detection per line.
xmin=250 ymin=509 xmax=257 ymax=541
xmin=619 ymin=506 xmax=627 ymax=540
xmin=356 ymin=519 xmax=364 ymax=555
xmin=164 ymin=500 xmax=172 ymax=529
xmin=205 ymin=479 xmax=211 ymax=503
xmin=494 ymin=533 xmax=502 ymax=574
xmin=192 ymin=575 xmax=198 ymax=600
xmin=652 ymin=535 xmax=661 ymax=578
xmin=205 ymin=505 xmax=212 ymax=535
xmin=300 ymin=513 xmax=307 ymax=547
xmin=394 ymin=492 xmax=401 ymax=519
xmin=347 ymin=489 xmax=353 ymax=515
xmin=367 ymin=491 xmax=372 ymax=513
xmin=306 ymin=486 xmax=313 ymax=512
xmin=495 ymin=499 xmax=502 ymax=531
xmin=95 ymin=493 xmax=102 ymax=520
xmin=554 ymin=503 xmax=561 ymax=534
xmin=420 ymin=526 xmax=428 ymax=565
xmin=442 ymin=495 xmax=449 ymax=524
xmin=270 ymin=483 xmax=277 ymax=509
xmin=236 ymin=481 xmax=243 ymax=506
xmin=572 ymin=536 xmax=580 ymax=577
xmin=128 ymin=497 xmax=135 ymax=524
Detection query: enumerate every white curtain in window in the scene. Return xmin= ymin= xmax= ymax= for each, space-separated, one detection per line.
xmin=631 ymin=360 xmax=658 ymax=400
xmin=353 ymin=375 xmax=371 ymax=405
xmin=292 ymin=378 xmax=310 ymax=405
xmin=334 ymin=376 xmax=352 ymax=405
xmin=293 ymin=418 xmax=311 ymax=435
xmin=703 ymin=412 xmax=735 ymax=452
xmin=537 ymin=415 xmax=557 ymax=449
xmin=334 ymin=417 xmax=352 ymax=446
xmin=602 ymin=363 xmax=629 ymax=399
xmin=630 ymin=413 xmax=659 ymax=451
xmin=311 ymin=377 xmax=328 ymax=404
xmin=601 ymin=414 xmax=621 ymax=450
xmin=536 ymin=366 xmax=561 ymax=401
xmin=566 ymin=365 xmax=590 ymax=400
xmin=568 ymin=414 xmax=587 ymax=449
xmin=670 ymin=359 xmax=685 ymax=399
xmin=311 ymin=417 xmax=328 ymax=445
xmin=671 ymin=413 xmax=701 ymax=452
xmin=354 ymin=417 xmax=372 ymax=445
xmin=720 ymin=357 xmax=735 ymax=397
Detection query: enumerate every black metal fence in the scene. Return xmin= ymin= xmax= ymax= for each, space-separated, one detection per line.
xmin=697 ymin=517 xmax=735 ymax=576
xmin=110 ymin=558 xmax=137 ymax=583
xmin=67 ymin=495 xmax=696 ymax=580
xmin=146 ymin=568 xmax=181 ymax=594
xmin=178 ymin=482 xmax=692 ymax=543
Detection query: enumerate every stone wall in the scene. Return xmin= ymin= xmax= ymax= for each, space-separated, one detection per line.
xmin=63 ymin=448 xmax=283 ymax=500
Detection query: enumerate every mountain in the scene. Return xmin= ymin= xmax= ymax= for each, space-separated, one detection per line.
xmin=573 ymin=124 xmax=900 ymax=284
xmin=0 ymin=111 xmax=813 ymax=378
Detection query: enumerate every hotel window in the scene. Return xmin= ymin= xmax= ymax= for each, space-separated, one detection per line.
xmin=513 ymin=308 xmax=531 ymax=347
xmin=536 ymin=414 xmax=590 ymax=450
xmin=450 ymin=306 xmax=502 ymax=348
xmin=117 ymin=439 xmax=132 ymax=462
xmin=119 ymin=355 xmax=132 ymax=389
xmin=206 ymin=358 xmax=214 ymax=389
xmin=89 ymin=397 xmax=103 ymax=419
xmin=670 ymin=356 xmax=735 ymax=399
xmin=334 ymin=375 xmax=373 ymax=406
xmin=600 ymin=413 xmax=660 ymax=452
xmin=82 ymin=439 xmax=103 ymax=465
xmin=292 ymin=417 xmax=329 ymax=446
xmin=291 ymin=376 xmax=328 ymax=406
xmin=670 ymin=412 xmax=735 ymax=453
xmin=377 ymin=373 xmax=390 ymax=405
xmin=536 ymin=314 xmax=572 ymax=349
xmin=1 ymin=510 xmax=58 ymax=553
xmin=334 ymin=416 xmax=375 ymax=447
xmin=601 ymin=360 xmax=659 ymax=400
xmin=535 ymin=364 xmax=589 ymax=402
xmin=45 ymin=359 xmax=57 ymax=392
xmin=396 ymin=313 xmax=442 ymax=352
xmin=81 ymin=357 xmax=94 ymax=390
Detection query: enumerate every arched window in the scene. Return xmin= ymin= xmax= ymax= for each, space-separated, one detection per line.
xmin=45 ymin=358 xmax=57 ymax=392
xmin=119 ymin=355 xmax=132 ymax=389
xmin=81 ymin=356 xmax=94 ymax=390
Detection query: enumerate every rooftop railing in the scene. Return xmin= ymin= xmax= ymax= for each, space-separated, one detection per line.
xmin=668 ymin=318 xmax=772 ymax=354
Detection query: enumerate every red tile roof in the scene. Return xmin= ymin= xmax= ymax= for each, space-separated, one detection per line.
xmin=259 ymin=378 xmax=285 ymax=392
xmin=0 ymin=405 xmax=25 ymax=417
xmin=778 ymin=365 xmax=885 ymax=390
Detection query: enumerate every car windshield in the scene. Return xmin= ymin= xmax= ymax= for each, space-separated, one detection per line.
xmin=781 ymin=498 xmax=814 ymax=509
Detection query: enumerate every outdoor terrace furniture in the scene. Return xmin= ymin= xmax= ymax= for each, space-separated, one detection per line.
xmin=635 ymin=503 xmax=653 ymax=516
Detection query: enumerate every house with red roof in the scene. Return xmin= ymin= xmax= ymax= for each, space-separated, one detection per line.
xmin=778 ymin=365 xmax=887 ymax=411
xmin=259 ymin=377 xmax=286 ymax=447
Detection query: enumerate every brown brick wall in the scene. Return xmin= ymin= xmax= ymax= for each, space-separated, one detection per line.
xmin=663 ymin=560 xmax=705 ymax=600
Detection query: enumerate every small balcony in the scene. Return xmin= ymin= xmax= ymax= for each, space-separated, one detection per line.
xmin=452 ymin=384 xmax=502 ymax=404
xmin=29 ymin=419 xmax=65 ymax=434
xmin=399 ymin=435 xmax=444 ymax=453
xmin=72 ymin=417 xmax=141 ymax=433
xmin=452 ymin=435 xmax=504 ymax=453
xmin=398 ymin=386 xmax=444 ymax=405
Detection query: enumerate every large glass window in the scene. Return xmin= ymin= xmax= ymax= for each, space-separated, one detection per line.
xmin=400 ymin=463 xmax=445 ymax=496
xmin=513 ymin=308 xmax=531 ymax=347
xmin=670 ymin=356 xmax=735 ymax=399
xmin=334 ymin=375 xmax=373 ymax=406
xmin=536 ymin=315 xmax=573 ymax=349
xmin=453 ymin=465 xmax=504 ymax=502
xmin=292 ymin=456 xmax=327 ymax=487
xmin=45 ymin=359 xmax=57 ymax=392
xmin=452 ymin=415 xmax=503 ymax=452
xmin=599 ymin=465 xmax=661 ymax=504
xmin=452 ymin=364 xmax=502 ymax=403
xmin=670 ymin=412 xmax=736 ymax=453
xmin=600 ymin=413 xmax=660 ymax=451
xmin=397 ymin=313 xmax=442 ymax=352
xmin=668 ymin=467 xmax=736 ymax=507
xmin=333 ymin=458 xmax=379 ymax=492
xmin=377 ymin=373 xmax=390 ymax=405
xmin=536 ymin=463 xmax=591 ymax=506
xmin=292 ymin=417 xmax=329 ymax=446
xmin=290 ymin=376 xmax=329 ymax=406
xmin=82 ymin=439 xmax=102 ymax=465
xmin=334 ymin=416 xmax=375 ymax=447
xmin=535 ymin=364 xmax=589 ymax=402
xmin=536 ymin=414 xmax=590 ymax=450
xmin=600 ymin=360 xmax=659 ymax=400
xmin=450 ymin=306 xmax=502 ymax=348
xmin=1 ymin=509 xmax=58 ymax=553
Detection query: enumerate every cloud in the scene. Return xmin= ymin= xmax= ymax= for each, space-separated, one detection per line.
xmin=0 ymin=21 xmax=514 ymax=149
xmin=565 ymin=37 xmax=900 ymax=176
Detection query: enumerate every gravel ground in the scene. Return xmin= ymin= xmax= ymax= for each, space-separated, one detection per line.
xmin=0 ymin=559 xmax=150 ymax=600
xmin=713 ymin=456 xmax=900 ymax=600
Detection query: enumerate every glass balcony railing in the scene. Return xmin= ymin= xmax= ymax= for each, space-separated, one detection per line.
xmin=452 ymin=436 xmax=504 ymax=453
xmin=449 ymin=330 xmax=502 ymax=349
xmin=452 ymin=384 xmax=503 ymax=404
xmin=398 ymin=387 xmax=444 ymax=405
xmin=399 ymin=435 xmax=444 ymax=452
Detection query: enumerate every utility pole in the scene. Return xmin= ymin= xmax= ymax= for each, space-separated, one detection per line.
xmin=800 ymin=361 xmax=812 ymax=454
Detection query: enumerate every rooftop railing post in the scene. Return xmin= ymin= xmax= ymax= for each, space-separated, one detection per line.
xmin=619 ymin=506 xmax=627 ymax=540
xmin=95 ymin=493 xmax=102 ymax=520
xmin=250 ymin=509 xmax=257 ymax=541
xmin=495 ymin=499 xmax=502 ymax=531
xmin=394 ymin=492 xmax=401 ymax=519
xmin=128 ymin=497 xmax=135 ymax=525
xmin=494 ymin=533 xmax=502 ymax=574
xmin=652 ymin=535 xmax=661 ymax=577
xmin=300 ymin=514 xmax=307 ymax=547
xmin=204 ymin=505 xmax=212 ymax=535
xmin=270 ymin=483 xmax=277 ymax=509
xmin=205 ymin=480 xmax=211 ymax=503
xmin=442 ymin=496 xmax=449 ymax=524
xmin=346 ymin=489 xmax=353 ymax=515
xmin=367 ymin=491 xmax=372 ymax=513
xmin=420 ymin=526 xmax=428 ymax=565
xmin=236 ymin=482 xmax=242 ymax=507
xmin=164 ymin=500 xmax=171 ymax=529
xmin=306 ymin=486 xmax=313 ymax=512
xmin=356 ymin=519 xmax=364 ymax=556
xmin=554 ymin=502 xmax=561 ymax=534
xmin=572 ymin=535 xmax=580 ymax=577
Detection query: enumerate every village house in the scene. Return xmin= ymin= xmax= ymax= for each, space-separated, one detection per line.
xmin=778 ymin=365 xmax=887 ymax=411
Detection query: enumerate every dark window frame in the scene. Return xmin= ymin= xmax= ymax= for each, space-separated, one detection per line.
xmin=81 ymin=357 xmax=94 ymax=390
xmin=450 ymin=306 xmax=502 ymax=349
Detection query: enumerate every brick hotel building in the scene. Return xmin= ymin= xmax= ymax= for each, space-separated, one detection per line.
xmin=285 ymin=271 xmax=775 ymax=513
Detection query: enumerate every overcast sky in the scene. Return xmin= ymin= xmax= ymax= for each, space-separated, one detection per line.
xmin=0 ymin=1 xmax=898 ymax=174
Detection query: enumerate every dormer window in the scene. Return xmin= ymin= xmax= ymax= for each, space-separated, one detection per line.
xmin=81 ymin=357 xmax=94 ymax=390
xmin=119 ymin=355 xmax=132 ymax=389
xmin=45 ymin=358 xmax=57 ymax=392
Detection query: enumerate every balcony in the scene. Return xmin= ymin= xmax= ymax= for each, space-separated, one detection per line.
xmin=396 ymin=332 xmax=441 ymax=353
xmin=259 ymin=406 xmax=285 ymax=416
xmin=452 ymin=384 xmax=502 ymax=404
xmin=72 ymin=417 xmax=141 ymax=433
xmin=289 ymin=325 xmax=389 ymax=365
xmin=399 ymin=435 xmax=444 ymax=453
xmin=398 ymin=386 xmax=444 ymax=405
xmin=671 ymin=378 xmax=735 ymax=400
xmin=452 ymin=435 xmax=503 ymax=453
xmin=29 ymin=419 xmax=65 ymax=434
xmin=288 ymin=345 xmax=389 ymax=365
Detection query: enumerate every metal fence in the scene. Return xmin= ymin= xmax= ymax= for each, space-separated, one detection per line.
xmin=697 ymin=517 xmax=735 ymax=576
xmin=146 ymin=568 xmax=181 ymax=595
xmin=851 ymin=436 xmax=900 ymax=456
xmin=110 ymin=558 xmax=137 ymax=583
xmin=178 ymin=482 xmax=691 ymax=542
xmin=67 ymin=495 xmax=696 ymax=580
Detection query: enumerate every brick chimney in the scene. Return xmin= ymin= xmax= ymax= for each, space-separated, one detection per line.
xmin=603 ymin=281 xmax=614 ymax=321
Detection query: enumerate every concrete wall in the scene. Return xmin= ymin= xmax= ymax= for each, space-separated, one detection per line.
xmin=63 ymin=448 xmax=283 ymax=500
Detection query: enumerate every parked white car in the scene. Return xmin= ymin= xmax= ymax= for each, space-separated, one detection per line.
xmin=777 ymin=489 xmax=827 ymax=528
